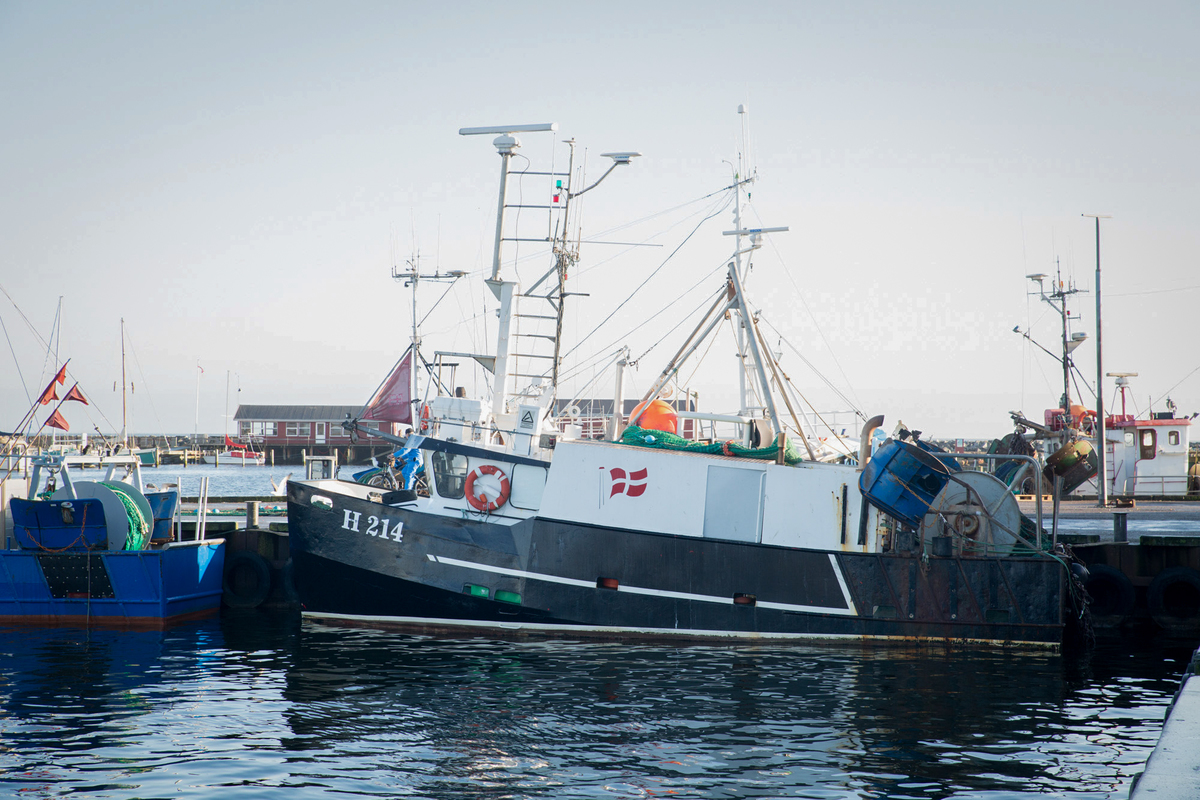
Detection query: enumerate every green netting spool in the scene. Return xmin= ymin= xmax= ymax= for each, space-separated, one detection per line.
xmin=100 ymin=481 xmax=150 ymax=551
xmin=618 ymin=425 xmax=804 ymax=464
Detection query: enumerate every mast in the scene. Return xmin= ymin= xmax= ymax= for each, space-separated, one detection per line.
xmin=194 ymin=361 xmax=201 ymax=445
xmin=1026 ymin=261 xmax=1086 ymax=438
xmin=459 ymin=122 xmax=637 ymax=421
xmin=728 ymin=264 xmax=783 ymax=436
xmin=459 ymin=123 xmax=558 ymax=418
xmin=549 ymin=138 xmax=579 ymax=396
xmin=120 ymin=317 xmax=127 ymax=448
xmin=722 ymin=104 xmax=788 ymax=427
xmin=732 ymin=104 xmax=752 ymax=415
xmin=392 ymin=253 xmax=465 ymax=419
xmin=1084 ymin=213 xmax=1111 ymax=507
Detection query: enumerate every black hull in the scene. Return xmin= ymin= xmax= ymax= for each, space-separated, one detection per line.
xmin=288 ymin=481 xmax=1068 ymax=648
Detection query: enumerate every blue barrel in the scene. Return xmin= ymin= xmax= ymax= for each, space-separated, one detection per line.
xmin=859 ymin=439 xmax=959 ymax=528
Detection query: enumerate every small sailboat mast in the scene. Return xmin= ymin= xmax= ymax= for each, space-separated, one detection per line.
xmin=120 ymin=317 xmax=128 ymax=449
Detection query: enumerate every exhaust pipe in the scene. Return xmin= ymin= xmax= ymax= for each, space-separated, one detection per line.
xmin=858 ymin=415 xmax=885 ymax=469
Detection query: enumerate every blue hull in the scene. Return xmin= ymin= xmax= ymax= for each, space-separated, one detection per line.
xmin=0 ymin=541 xmax=225 ymax=628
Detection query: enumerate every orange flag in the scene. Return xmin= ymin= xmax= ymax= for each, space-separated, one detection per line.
xmin=37 ymin=382 xmax=59 ymax=405
xmin=46 ymin=409 xmax=69 ymax=431
xmin=53 ymin=364 xmax=67 ymax=385
xmin=63 ymin=384 xmax=88 ymax=405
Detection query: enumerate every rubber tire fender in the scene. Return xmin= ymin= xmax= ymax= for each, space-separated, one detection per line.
xmin=223 ymin=550 xmax=272 ymax=609
xmin=1147 ymin=566 xmax=1200 ymax=632
xmin=1083 ymin=563 xmax=1135 ymax=623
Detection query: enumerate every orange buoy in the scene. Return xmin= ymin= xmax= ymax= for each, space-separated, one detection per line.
xmin=629 ymin=399 xmax=678 ymax=434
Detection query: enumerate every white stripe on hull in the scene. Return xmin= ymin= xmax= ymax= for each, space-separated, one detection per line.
xmin=427 ymin=552 xmax=859 ymax=616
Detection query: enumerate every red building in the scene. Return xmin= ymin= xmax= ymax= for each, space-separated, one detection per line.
xmin=234 ymin=405 xmax=402 ymax=464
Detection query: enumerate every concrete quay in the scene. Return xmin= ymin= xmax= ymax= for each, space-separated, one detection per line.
xmin=1129 ymin=645 xmax=1200 ymax=798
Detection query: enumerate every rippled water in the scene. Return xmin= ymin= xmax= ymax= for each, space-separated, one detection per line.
xmin=0 ymin=613 xmax=1193 ymax=799
xmin=57 ymin=464 xmax=345 ymax=498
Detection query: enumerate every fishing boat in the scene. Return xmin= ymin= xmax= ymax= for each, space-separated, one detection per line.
xmin=1004 ymin=268 xmax=1193 ymax=499
xmin=286 ymin=115 xmax=1089 ymax=649
xmin=1 ymin=454 xmax=225 ymax=627
xmin=203 ymin=438 xmax=266 ymax=466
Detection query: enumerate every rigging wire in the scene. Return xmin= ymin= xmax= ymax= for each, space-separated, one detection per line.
xmin=752 ymin=206 xmax=863 ymax=410
xmin=1108 ymin=283 xmax=1200 ymax=298
xmin=632 ymin=285 xmax=730 ymax=368
xmin=556 ymin=265 xmax=727 ymax=387
xmin=0 ymin=283 xmax=120 ymax=435
xmin=758 ymin=316 xmax=864 ymax=420
xmin=677 ymin=306 xmax=727 ymax=389
xmin=1151 ymin=362 xmax=1200 ymax=411
xmin=0 ymin=310 xmax=31 ymax=404
xmin=574 ymin=189 xmax=740 ymax=279
xmin=123 ymin=326 xmax=168 ymax=442
xmin=561 ymin=189 xmax=734 ymax=363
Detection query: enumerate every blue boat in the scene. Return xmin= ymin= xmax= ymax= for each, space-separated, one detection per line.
xmin=1 ymin=456 xmax=224 ymax=628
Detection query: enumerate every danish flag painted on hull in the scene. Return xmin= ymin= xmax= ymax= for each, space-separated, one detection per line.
xmin=600 ymin=467 xmax=648 ymax=507
xmin=610 ymin=467 xmax=648 ymax=497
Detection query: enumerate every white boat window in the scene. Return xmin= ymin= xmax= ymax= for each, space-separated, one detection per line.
xmin=1168 ymin=431 xmax=1180 ymax=446
xmin=1124 ymin=431 xmax=1135 ymax=446
xmin=431 ymin=451 xmax=468 ymax=499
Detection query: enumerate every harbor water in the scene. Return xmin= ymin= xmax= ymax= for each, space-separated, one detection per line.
xmin=52 ymin=463 xmax=348 ymax=499
xmin=1 ymin=611 xmax=1195 ymax=799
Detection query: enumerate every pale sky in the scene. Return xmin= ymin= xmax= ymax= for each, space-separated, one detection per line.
xmin=2 ymin=1 xmax=1198 ymax=440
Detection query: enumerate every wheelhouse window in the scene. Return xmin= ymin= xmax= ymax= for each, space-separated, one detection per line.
xmin=1139 ymin=429 xmax=1157 ymax=460
xmin=430 ymin=451 xmax=468 ymax=499
xmin=1168 ymin=430 xmax=1180 ymax=446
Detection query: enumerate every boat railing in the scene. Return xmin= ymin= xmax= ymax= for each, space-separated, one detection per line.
xmin=676 ymin=412 xmax=754 ymax=447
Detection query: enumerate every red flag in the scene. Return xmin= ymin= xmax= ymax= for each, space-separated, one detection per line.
xmin=364 ymin=351 xmax=413 ymax=424
xmin=63 ymin=383 xmax=88 ymax=405
xmin=45 ymin=409 xmax=69 ymax=431
xmin=37 ymin=381 xmax=59 ymax=405
xmin=53 ymin=364 xmax=67 ymax=385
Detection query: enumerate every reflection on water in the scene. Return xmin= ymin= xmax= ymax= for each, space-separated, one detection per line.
xmin=45 ymin=464 xmax=324 ymax=498
xmin=0 ymin=612 xmax=1193 ymax=799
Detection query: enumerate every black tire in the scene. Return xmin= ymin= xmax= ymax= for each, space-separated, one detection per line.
xmin=382 ymin=489 xmax=418 ymax=504
xmin=1084 ymin=563 xmax=1135 ymax=623
xmin=1148 ymin=567 xmax=1200 ymax=632
xmin=223 ymin=550 xmax=272 ymax=609
xmin=366 ymin=472 xmax=396 ymax=490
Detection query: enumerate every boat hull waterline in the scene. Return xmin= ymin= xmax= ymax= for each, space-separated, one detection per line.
xmin=287 ymin=480 xmax=1067 ymax=648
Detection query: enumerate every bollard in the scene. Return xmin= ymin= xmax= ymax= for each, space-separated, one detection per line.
xmin=1113 ymin=511 xmax=1128 ymax=543
xmin=246 ymin=500 xmax=260 ymax=529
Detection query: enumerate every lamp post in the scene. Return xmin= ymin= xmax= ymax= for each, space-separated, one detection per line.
xmin=1083 ymin=213 xmax=1111 ymax=507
